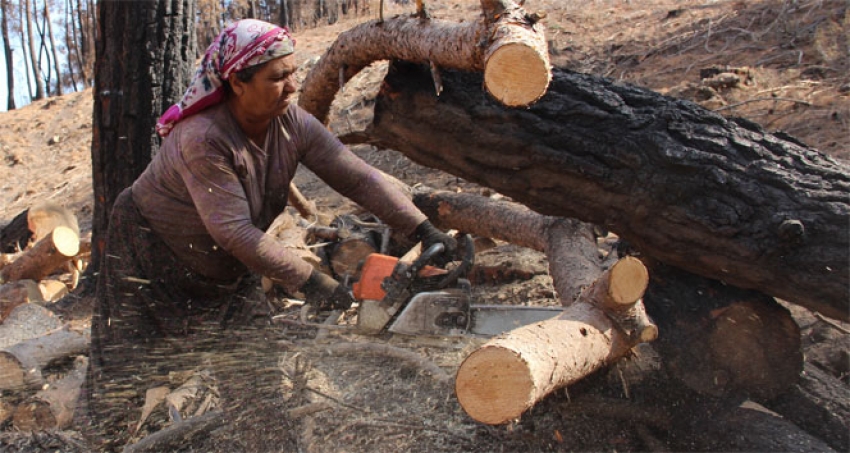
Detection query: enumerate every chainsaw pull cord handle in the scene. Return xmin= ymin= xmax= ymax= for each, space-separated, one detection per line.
xmin=436 ymin=233 xmax=474 ymax=289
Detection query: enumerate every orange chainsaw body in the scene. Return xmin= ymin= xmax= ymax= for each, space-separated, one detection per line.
xmin=351 ymin=253 xmax=447 ymax=301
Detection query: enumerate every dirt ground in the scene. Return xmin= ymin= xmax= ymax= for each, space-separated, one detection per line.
xmin=0 ymin=0 xmax=848 ymax=452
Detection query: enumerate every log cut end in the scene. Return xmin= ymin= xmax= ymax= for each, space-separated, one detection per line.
xmin=12 ymin=400 xmax=55 ymax=431
xmin=484 ymin=43 xmax=550 ymax=107
xmin=52 ymin=226 xmax=80 ymax=258
xmin=608 ymin=256 xmax=649 ymax=306
xmin=455 ymin=345 xmax=534 ymax=425
xmin=0 ymin=354 xmax=26 ymax=390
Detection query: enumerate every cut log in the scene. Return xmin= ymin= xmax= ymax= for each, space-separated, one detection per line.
xmin=455 ymin=297 xmax=649 ymax=425
xmin=370 ymin=62 xmax=850 ymax=321
xmin=27 ymin=202 xmax=80 ymax=243
xmin=643 ymin=261 xmax=802 ymax=402
xmin=299 ymin=0 xmax=550 ymax=124
xmin=0 ymin=226 xmax=80 ymax=283
xmin=763 ymin=363 xmax=850 ymax=452
xmin=455 ymin=256 xmax=653 ymax=425
xmin=12 ymin=356 xmax=88 ymax=431
xmin=0 ymin=280 xmax=44 ymax=322
xmin=0 ymin=303 xmax=63 ymax=349
xmin=39 ymin=279 xmax=69 ymax=303
xmin=0 ymin=326 xmax=90 ymax=391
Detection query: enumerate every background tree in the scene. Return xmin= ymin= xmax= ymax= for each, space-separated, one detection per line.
xmin=88 ymin=0 xmax=197 ymax=276
xmin=1 ymin=0 xmax=15 ymax=110
xmin=44 ymin=0 xmax=61 ymax=96
xmin=24 ymin=0 xmax=45 ymax=100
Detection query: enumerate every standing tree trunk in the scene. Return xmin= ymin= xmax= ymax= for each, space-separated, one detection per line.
xmin=90 ymin=0 xmax=196 ymax=277
xmin=63 ymin=0 xmax=79 ymax=91
xmin=25 ymin=0 xmax=45 ymax=100
xmin=44 ymin=0 xmax=62 ymax=96
xmin=368 ymin=62 xmax=850 ymax=321
xmin=0 ymin=0 xmax=14 ymax=110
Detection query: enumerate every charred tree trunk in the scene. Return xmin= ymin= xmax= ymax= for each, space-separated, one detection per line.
xmin=90 ymin=0 xmax=196 ymax=279
xmin=369 ymin=62 xmax=850 ymax=321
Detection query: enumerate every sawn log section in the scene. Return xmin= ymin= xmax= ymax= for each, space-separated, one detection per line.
xmin=370 ymin=63 xmax=850 ymax=321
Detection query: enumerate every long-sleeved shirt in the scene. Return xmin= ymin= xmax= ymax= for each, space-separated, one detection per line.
xmin=132 ymin=103 xmax=426 ymax=292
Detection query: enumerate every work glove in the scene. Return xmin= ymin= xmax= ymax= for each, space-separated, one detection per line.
xmin=414 ymin=220 xmax=458 ymax=266
xmin=300 ymin=269 xmax=355 ymax=311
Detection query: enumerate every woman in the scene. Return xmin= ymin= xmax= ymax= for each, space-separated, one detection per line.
xmin=80 ymin=19 xmax=455 ymax=451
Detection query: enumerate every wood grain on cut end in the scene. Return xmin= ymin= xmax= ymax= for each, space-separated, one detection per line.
xmin=52 ymin=226 xmax=80 ymax=257
xmin=484 ymin=43 xmax=550 ymax=107
xmin=0 ymin=354 xmax=26 ymax=390
xmin=455 ymin=345 xmax=534 ymax=425
xmin=608 ymin=256 xmax=649 ymax=306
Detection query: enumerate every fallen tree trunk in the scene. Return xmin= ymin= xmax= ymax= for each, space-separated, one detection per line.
xmin=299 ymin=0 xmax=550 ymax=124
xmin=370 ymin=62 xmax=850 ymax=321
xmin=0 ymin=326 xmax=90 ymax=391
xmin=0 ymin=225 xmax=80 ymax=283
xmin=12 ymin=356 xmax=88 ymax=431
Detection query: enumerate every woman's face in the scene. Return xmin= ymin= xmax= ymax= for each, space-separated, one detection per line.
xmin=231 ymin=54 xmax=299 ymax=124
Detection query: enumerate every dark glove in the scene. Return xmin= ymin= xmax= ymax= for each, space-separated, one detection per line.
xmin=300 ymin=270 xmax=355 ymax=311
xmin=414 ymin=220 xmax=458 ymax=266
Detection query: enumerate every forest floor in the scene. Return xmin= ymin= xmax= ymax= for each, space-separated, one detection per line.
xmin=0 ymin=0 xmax=848 ymax=452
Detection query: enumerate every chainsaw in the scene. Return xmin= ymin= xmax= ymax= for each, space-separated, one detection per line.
xmin=350 ymin=234 xmax=562 ymax=337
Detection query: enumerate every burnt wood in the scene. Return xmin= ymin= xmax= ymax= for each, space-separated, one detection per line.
xmin=370 ymin=62 xmax=850 ymax=320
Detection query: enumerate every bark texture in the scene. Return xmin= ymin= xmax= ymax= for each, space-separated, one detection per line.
xmin=371 ymin=62 xmax=850 ymax=321
xmin=91 ymin=0 xmax=196 ymax=276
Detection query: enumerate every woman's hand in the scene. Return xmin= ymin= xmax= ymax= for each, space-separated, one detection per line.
xmin=414 ymin=220 xmax=458 ymax=266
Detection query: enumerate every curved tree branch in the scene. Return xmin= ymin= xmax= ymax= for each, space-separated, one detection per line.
xmin=298 ymin=0 xmax=550 ymax=124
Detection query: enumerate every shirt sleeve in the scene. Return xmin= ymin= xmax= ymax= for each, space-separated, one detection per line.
xmin=296 ymin=111 xmax=427 ymax=237
xmin=177 ymin=138 xmax=314 ymax=293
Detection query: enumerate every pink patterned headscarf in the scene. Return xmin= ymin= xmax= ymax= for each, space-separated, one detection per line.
xmin=156 ymin=19 xmax=295 ymax=137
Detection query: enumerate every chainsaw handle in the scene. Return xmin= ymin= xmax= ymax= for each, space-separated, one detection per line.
xmin=410 ymin=243 xmax=446 ymax=276
xmin=437 ymin=234 xmax=474 ymax=289
xmin=411 ymin=234 xmax=475 ymax=290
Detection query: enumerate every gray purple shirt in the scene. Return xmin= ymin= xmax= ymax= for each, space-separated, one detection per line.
xmin=132 ymin=103 xmax=426 ymax=292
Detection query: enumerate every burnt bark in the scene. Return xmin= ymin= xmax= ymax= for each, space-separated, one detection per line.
xmin=763 ymin=363 xmax=850 ymax=452
xmin=370 ymin=62 xmax=850 ymax=321
xmin=90 ymin=0 xmax=196 ymax=277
